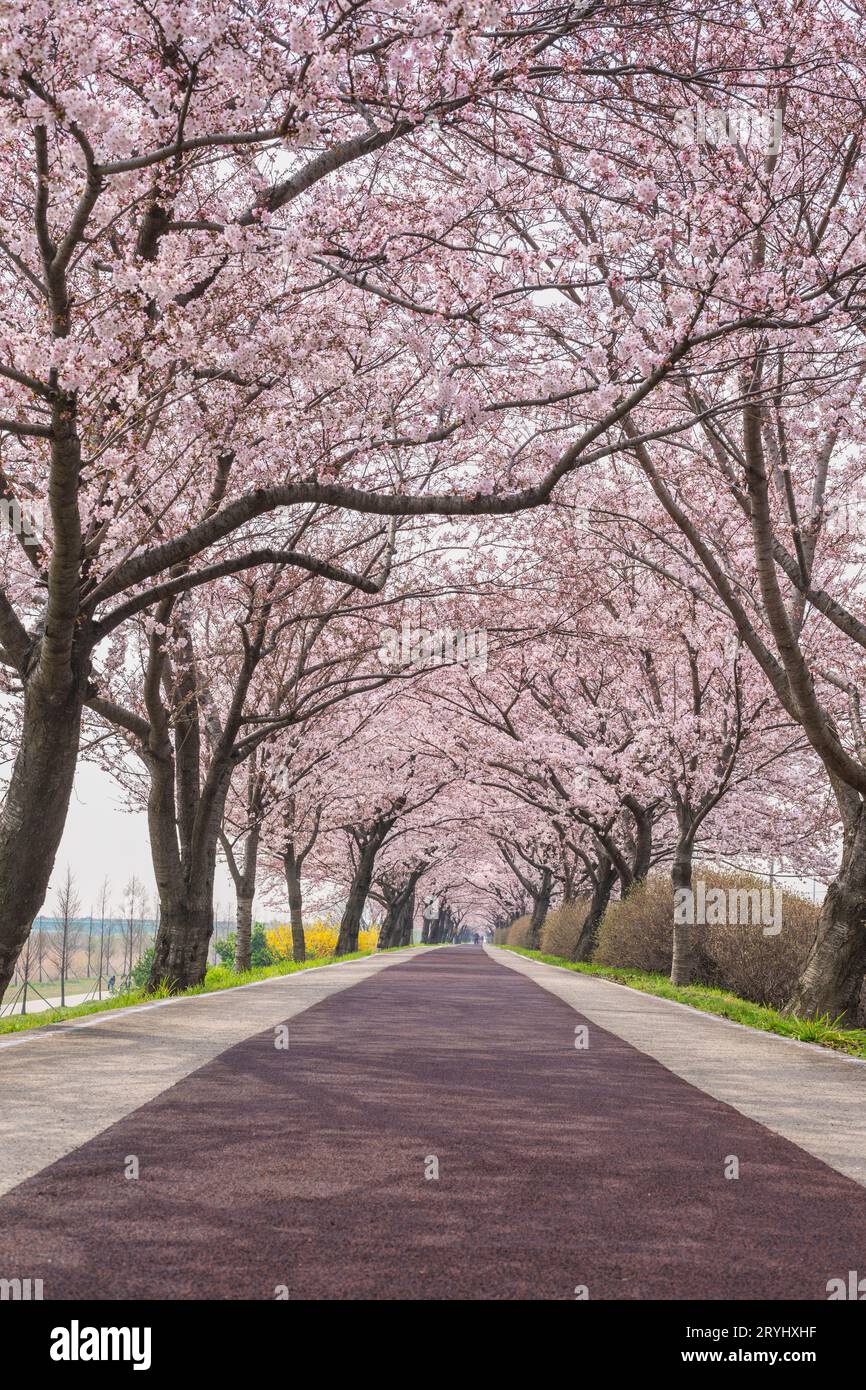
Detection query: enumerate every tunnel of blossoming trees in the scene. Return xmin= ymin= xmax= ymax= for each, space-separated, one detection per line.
xmin=1 ymin=0 xmax=866 ymax=1333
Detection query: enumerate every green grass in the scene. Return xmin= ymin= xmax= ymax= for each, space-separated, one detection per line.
xmin=0 ymin=949 xmax=376 ymax=1036
xmin=501 ymin=947 xmax=866 ymax=1060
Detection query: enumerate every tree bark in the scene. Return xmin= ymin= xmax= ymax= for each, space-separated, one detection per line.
xmin=282 ymin=842 xmax=306 ymax=963
xmin=624 ymin=797 xmax=654 ymax=886
xmin=526 ymin=867 xmax=553 ymax=951
xmin=0 ymin=680 xmax=85 ymax=1003
xmin=787 ymin=800 xmax=866 ymax=1022
xmin=378 ymin=873 xmax=420 ymax=950
xmin=336 ymin=838 xmax=379 ymax=955
xmin=377 ymin=895 xmax=400 ymax=950
xmin=669 ymin=838 xmax=695 ymax=986
xmin=571 ymin=856 xmax=616 ymax=962
xmin=398 ymin=883 xmax=416 ymax=946
xmin=335 ymin=809 xmax=403 ymax=956
xmin=231 ymin=819 xmax=261 ymax=972
xmin=146 ymin=760 xmax=230 ymax=991
xmin=235 ymin=894 xmax=254 ymax=972
xmin=430 ymin=904 xmax=447 ymax=943
xmin=149 ymin=897 xmax=214 ymax=993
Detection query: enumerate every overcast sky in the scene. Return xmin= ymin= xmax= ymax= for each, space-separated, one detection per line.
xmin=42 ymin=762 xmax=237 ymax=921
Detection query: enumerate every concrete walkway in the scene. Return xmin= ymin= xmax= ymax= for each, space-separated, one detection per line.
xmin=1 ymin=989 xmax=97 ymax=1017
xmin=489 ymin=946 xmax=866 ymax=1187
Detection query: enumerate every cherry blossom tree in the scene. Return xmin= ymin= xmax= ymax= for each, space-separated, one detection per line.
xmin=1 ymin=0 xmax=634 ymax=998
xmin=584 ymin=17 xmax=866 ymax=1015
xmin=3 ymin=0 xmax=863 ymax=1015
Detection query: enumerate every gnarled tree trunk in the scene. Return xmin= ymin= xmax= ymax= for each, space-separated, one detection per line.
xmin=0 ymin=678 xmax=86 ymax=1002
xmin=150 ymin=896 xmax=214 ymax=993
xmin=787 ymin=800 xmax=866 ymax=1022
xmin=378 ymin=871 xmax=421 ymax=950
xmin=377 ymin=894 xmax=401 ymax=951
xmin=526 ymin=867 xmax=553 ymax=951
xmin=571 ymin=855 xmax=616 ymax=962
xmin=146 ymin=756 xmax=230 ymax=992
xmin=282 ymin=842 xmax=306 ymax=962
xmin=335 ymin=837 xmax=379 ymax=955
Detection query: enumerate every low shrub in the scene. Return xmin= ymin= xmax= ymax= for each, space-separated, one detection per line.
xmin=214 ymin=924 xmax=274 ymax=969
xmin=304 ymin=924 xmax=341 ymax=958
xmin=703 ymin=885 xmax=817 ymax=1009
xmin=594 ymin=868 xmax=819 ymax=1009
xmin=505 ymin=914 xmax=533 ymax=948
xmin=594 ymin=875 xmax=675 ymax=975
xmin=129 ymin=946 xmax=154 ymax=991
xmin=539 ymin=898 xmax=590 ymax=958
xmin=266 ymin=920 xmax=380 ymax=960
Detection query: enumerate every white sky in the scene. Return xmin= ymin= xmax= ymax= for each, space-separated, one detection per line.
xmin=43 ymin=762 xmax=237 ymax=922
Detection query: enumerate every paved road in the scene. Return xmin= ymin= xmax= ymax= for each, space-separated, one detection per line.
xmin=493 ymin=946 xmax=866 ymax=1187
xmin=1 ymin=946 xmax=865 ymax=1300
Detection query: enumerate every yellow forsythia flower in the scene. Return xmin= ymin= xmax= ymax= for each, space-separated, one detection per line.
xmin=265 ymin=920 xmax=381 ymax=959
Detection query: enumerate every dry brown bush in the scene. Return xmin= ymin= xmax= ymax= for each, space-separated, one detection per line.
xmin=703 ymin=884 xmax=817 ymax=1008
xmin=505 ymin=914 xmax=533 ymax=948
xmin=540 ymin=898 xmax=590 ymax=957
xmin=594 ymin=869 xmax=818 ymax=1008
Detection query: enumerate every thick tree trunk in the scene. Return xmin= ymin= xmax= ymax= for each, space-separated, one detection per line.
xmin=0 ymin=681 xmax=85 ymax=1003
xmin=670 ymin=840 xmax=695 ymax=986
xmin=377 ymin=898 xmax=400 ymax=950
xmin=145 ymin=742 xmax=231 ymax=991
xmin=526 ymin=868 xmax=553 ymax=951
xmin=434 ymin=904 xmax=458 ymax=942
xmin=571 ymin=857 xmax=616 ymax=962
xmin=235 ymin=894 xmax=254 ymax=972
xmin=625 ymin=798 xmax=653 ymax=886
xmin=146 ymin=783 xmax=225 ymax=991
xmin=378 ymin=877 xmax=418 ymax=950
xmin=282 ymin=844 xmax=306 ymax=963
xmin=398 ymin=884 xmax=416 ymax=946
xmin=430 ymin=905 xmax=446 ymax=943
xmin=149 ymin=897 xmax=214 ymax=992
xmin=336 ymin=841 xmax=377 ymax=956
xmin=336 ymin=878 xmax=368 ymax=955
xmin=787 ymin=805 xmax=866 ymax=1022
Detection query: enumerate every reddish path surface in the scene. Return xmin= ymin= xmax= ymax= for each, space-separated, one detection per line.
xmin=2 ymin=946 xmax=866 ymax=1300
